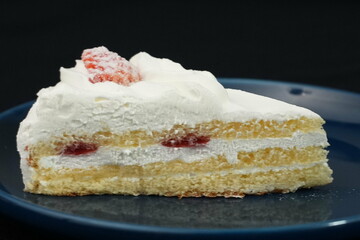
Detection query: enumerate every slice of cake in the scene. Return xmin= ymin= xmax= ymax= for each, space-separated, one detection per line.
xmin=17 ymin=46 xmax=332 ymax=197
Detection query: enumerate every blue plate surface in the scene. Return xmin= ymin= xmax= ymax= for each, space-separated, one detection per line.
xmin=0 ymin=79 xmax=360 ymax=240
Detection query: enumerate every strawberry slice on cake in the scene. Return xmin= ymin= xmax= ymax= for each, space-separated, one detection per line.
xmin=81 ymin=46 xmax=140 ymax=85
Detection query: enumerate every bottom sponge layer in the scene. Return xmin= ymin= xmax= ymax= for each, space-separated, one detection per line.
xmin=26 ymin=162 xmax=332 ymax=197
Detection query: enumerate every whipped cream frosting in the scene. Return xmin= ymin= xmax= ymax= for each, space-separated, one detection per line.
xmin=17 ymin=51 xmax=320 ymax=152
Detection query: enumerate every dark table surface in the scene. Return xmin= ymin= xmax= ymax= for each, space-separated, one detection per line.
xmin=2 ymin=1 xmax=360 ymax=239
xmin=0 ymin=213 xmax=78 ymax=240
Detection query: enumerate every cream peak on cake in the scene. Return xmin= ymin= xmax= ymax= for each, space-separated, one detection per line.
xmin=17 ymin=46 xmax=332 ymax=197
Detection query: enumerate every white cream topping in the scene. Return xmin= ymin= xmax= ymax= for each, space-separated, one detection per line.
xmin=17 ymin=52 xmax=319 ymax=153
xmin=37 ymin=132 xmax=328 ymax=169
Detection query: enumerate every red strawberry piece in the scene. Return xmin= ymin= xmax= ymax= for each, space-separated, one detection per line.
xmin=81 ymin=46 xmax=141 ymax=86
xmin=62 ymin=141 xmax=98 ymax=155
xmin=161 ymin=133 xmax=210 ymax=148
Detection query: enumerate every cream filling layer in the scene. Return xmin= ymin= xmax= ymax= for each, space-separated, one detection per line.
xmin=38 ymin=131 xmax=328 ymax=169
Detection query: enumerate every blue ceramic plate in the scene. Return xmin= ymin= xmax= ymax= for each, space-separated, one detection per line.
xmin=1 ymin=79 xmax=360 ymax=240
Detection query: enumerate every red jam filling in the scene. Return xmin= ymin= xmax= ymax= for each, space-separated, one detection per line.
xmin=62 ymin=142 xmax=98 ymax=155
xmin=161 ymin=133 xmax=210 ymax=148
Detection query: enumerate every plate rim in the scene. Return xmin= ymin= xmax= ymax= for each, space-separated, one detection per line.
xmin=1 ymin=78 xmax=360 ymax=237
xmin=1 ymin=187 xmax=360 ymax=235
xmin=220 ymin=78 xmax=360 ymax=96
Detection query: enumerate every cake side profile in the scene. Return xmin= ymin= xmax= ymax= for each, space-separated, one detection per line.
xmin=17 ymin=47 xmax=332 ymax=197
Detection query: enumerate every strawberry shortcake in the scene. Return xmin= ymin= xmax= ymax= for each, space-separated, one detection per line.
xmin=17 ymin=47 xmax=332 ymax=197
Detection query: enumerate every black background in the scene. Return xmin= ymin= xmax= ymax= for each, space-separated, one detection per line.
xmin=1 ymin=1 xmax=360 ymax=113
xmin=1 ymin=1 xmax=360 ymax=240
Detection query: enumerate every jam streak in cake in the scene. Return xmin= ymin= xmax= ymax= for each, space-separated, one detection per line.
xmin=62 ymin=142 xmax=98 ymax=155
xmin=161 ymin=133 xmax=210 ymax=148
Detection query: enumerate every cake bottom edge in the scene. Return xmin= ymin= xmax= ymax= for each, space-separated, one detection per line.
xmin=24 ymin=163 xmax=333 ymax=198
